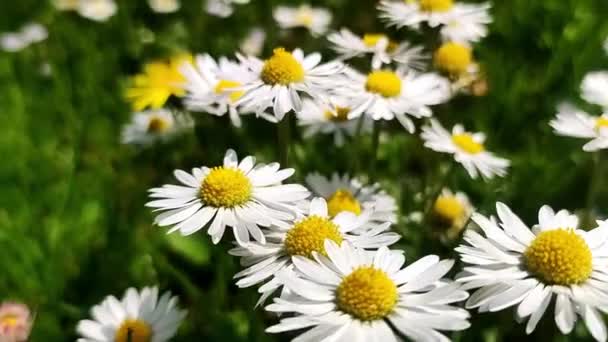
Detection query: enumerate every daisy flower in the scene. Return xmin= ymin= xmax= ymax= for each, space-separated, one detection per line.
xmin=265 ymin=241 xmax=470 ymax=341
xmin=229 ymin=198 xmax=400 ymax=304
xmin=180 ymin=54 xmax=275 ymax=127
xmin=239 ymin=27 xmax=266 ymax=56
xmin=431 ymin=188 xmax=474 ymax=240
xmin=439 ymin=3 xmax=492 ymax=43
xmin=550 ymin=103 xmax=608 ymax=152
xmin=328 ymin=28 xmax=427 ymax=70
xmin=148 ymin=0 xmax=180 ymax=13
xmin=336 ymin=68 xmax=450 ymax=132
xmin=146 ymin=149 xmax=310 ymax=245
xmin=125 ymin=54 xmax=191 ymax=112
xmin=236 ymin=47 xmax=344 ymax=120
xmin=581 ymin=71 xmax=608 ymax=109
xmin=421 ymin=119 xmax=510 ymax=180
xmin=305 ymin=172 xmax=398 ymax=224
xmin=205 ymin=0 xmax=249 ymax=18
xmin=76 ymin=286 xmax=186 ymax=342
xmin=456 ymin=203 xmax=608 ymax=341
xmin=296 ymin=97 xmax=372 ymax=146
xmin=121 ymin=109 xmax=193 ymax=146
xmin=0 ymin=302 xmax=32 ymax=342
xmin=378 ymin=0 xmax=490 ymax=31
xmin=273 ymin=4 xmax=332 ymax=36
xmin=77 ymin=0 xmax=118 ymax=22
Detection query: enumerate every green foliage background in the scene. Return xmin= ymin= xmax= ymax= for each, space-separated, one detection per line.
xmin=1 ymin=0 xmax=608 ymax=340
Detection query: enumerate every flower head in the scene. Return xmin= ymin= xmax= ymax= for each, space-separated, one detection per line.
xmin=328 ymin=28 xmax=428 ymax=70
xmin=147 ymin=149 xmax=310 ymax=245
xmin=76 ymin=286 xmax=186 ymax=342
xmin=273 ymin=5 xmax=332 ymax=36
xmin=236 ymin=48 xmax=344 ymax=120
xmin=296 ymin=98 xmax=372 ymax=146
xmin=266 ymin=241 xmax=470 ymax=341
xmin=421 ymin=119 xmax=509 ymax=180
xmin=0 ymin=302 xmax=32 ymax=342
xmin=457 ymin=203 xmax=608 ymax=341
xmin=121 ymin=109 xmax=193 ymax=146
xmin=229 ymin=198 xmax=400 ymax=304
xmin=125 ymin=54 xmax=191 ymax=111
xmin=337 ymin=68 xmax=450 ymax=132
xmin=550 ymin=103 xmax=608 ymax=152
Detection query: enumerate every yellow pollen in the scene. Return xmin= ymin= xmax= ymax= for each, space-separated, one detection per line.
xmin=260 ymin=48 xmax=305 ymax=85
xmin=524 ymin=229 xmax=592 ymax=285
xmin=200 ymin=167 xmax=252 ymax=208
xmin=452 ymin=133 xmax=484 ymax=154
xmin=327 ymin=189 xmax=362 ymax=217
xmin=363 ymin=34 xmax=399 ymax=53
xmin=434 ymin=42 xmax=472 ymax=75
xmin=324 ymin=107 xmax=351 ymax=122
xmin=433 ymin=195 xmax=465 ymax=224
xmin=418 ymin=0 xmax=454 ymax=12
xmin=115 ymin=319 xmax=152 ymax=342
xmin=284 ymin=216 xmax=343 ymax=258
xmin=336 ymin=266 xmax=398 ymax=321
xmin=0 ymin=315 xmax=18 ymax=327
xmin=147 ymin=116 xmax=171 ymax=133
xmin=365 ymin=71 xmax=402 ymax=98
xmin=596 ymin=117 xmax=608 ymax=130
xmin=215 ymin=80 xmax=245 ymax=103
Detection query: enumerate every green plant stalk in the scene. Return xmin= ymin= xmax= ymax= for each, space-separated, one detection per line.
xmin=369 ymin=122 xmax=381 ymax=182
xmin=277 ymin=114 xmax=291 ymax=166
xmin=584 ymin=151 xmax=603 ymax=227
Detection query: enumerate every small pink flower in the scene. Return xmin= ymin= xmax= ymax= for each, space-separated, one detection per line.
xmin=0 ymin=302 xmax=32 ymax=342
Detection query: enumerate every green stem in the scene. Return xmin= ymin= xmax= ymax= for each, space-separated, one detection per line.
xmin=585 ymin=151 xmax=603 ymax=227
xmin=277 ymin=115 xmax=291 ymax=166
xmin=423 ymin=161 xmax=454 ymax=221
xmin=369 ymin=122 xmax=381 ymax=182
xmin=350 ymin=115 xmax=367 ymax=173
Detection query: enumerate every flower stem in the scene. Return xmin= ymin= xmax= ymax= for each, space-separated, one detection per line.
xmin=369 ymin=121 xmax=381 ymax=182
xmin=584 ymin=151 xmax=603 ymax=227
xmin=277 ymin=115 xmax=291 ymax=166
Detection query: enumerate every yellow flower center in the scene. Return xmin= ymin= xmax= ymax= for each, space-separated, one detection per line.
xmin=115 ymin=319 xmax=152 ymax=342
xmin=452 ymin=133 xmax=485 ymax=154
xmin=147 ymin=116 xmax=171 ymax=133
xmin=362 ymin=34 xmax=399 ymax=53
xmin=284 ymin=216 xmax=343 ymax=258
xmin=214 ymin=80 xmax=245 ymax=103
xmin=327 ymin=189 xmax=362 ymax=217
xmin=260 ymin=48 xmax=305 ymax=85
xmin=433 ymin=195 xmax=465 ymax=224
xmin=324 ymin=107 xmax=351 ymax=122
xmin=434 ymin=42 xmax=472 ymax=75
xmin=336 ymin=266 xmax=398 ymax=321
xmin=418 ymin=0 xmax=454 ymax=12
xmin=524 ymin=229 xmax=593 ymax=285
xmin=0 ymin=314 xmax=19 ymax=328
xmin=200 ymin=167 xmax=252 ymax=208
xmin=365 ymin=71 xmax=402 ymax=98
xmin=596 ymin=117 xmax=608 ymax=130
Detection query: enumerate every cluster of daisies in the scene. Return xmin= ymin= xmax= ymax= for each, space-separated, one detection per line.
xmin=121 ymin=0 xmax=509 ymax=182
xmin=134 ymin=146 xmax=608 ymax=341
xmin=4 ymin=1 xmax=607 ymax=342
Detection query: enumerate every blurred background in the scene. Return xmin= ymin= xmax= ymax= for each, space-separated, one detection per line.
xmin=1 ymin=0 xmax=608 ymax=340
